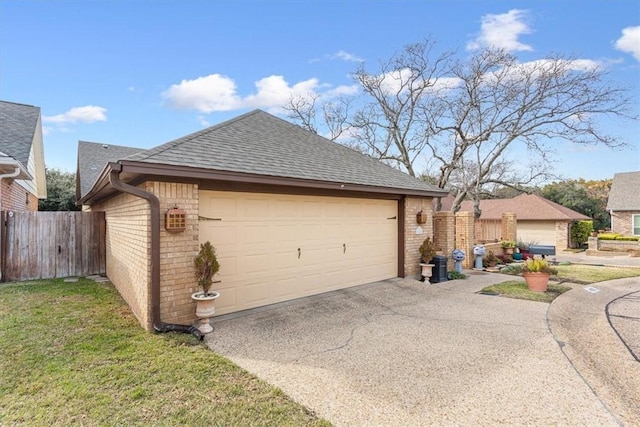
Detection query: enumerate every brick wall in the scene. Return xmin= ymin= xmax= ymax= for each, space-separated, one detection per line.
xmin=434 ymin=211 xmax=455 ymax=270
xmin=91 ymin=186 xmax=152 ymax=330
xmin=403 ymin=197 xmax=434 ymax=277
xmin=455 ymin=211 xmax=475 ymax=268
xmin=0 ymin=180 xmax=37 ymax=211
xmin=153 ymin=182 xmax=200 ymax=326
xmin=501 ymin=213 xmax=517 ymax=242
xmin=91 ymin=181 xmax=201 ymax=331
xmin=611 ymin=211 xmax=639 ymax=236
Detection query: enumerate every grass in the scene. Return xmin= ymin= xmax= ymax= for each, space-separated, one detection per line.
xmin=481 ymin=264 xmax=640 ymax=303
xmin=0 ymin=278 xmax=331 ymax=426
xmin=481 ymin=281 xmax=572 ymax=303
xmin=554 ymin=264 xmax=640 ymax=283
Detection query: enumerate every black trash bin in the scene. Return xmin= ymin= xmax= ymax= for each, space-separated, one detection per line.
xmin=430 ymin=255 xmax=448 ymax=283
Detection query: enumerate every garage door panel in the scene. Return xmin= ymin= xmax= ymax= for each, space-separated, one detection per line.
xmin=199 ymin=191 xmax=397 ymax=315
xmin=203 ymin=223 xmax=237 ymax=247
xmin=244 ymin=281 xmax=270 ymax=305
xmin=299 ymin=223 xmax=325 ymax=241
xmin=242 ymin=254 xmax=271 ymax=274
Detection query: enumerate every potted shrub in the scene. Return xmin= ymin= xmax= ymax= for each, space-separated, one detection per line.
xmin=419 ymin=237 xmax=437 ymax=281
xmin=521 ymin=258 xmax=557 ymax=292
xmin=501 ymin=240 xmax=517 ymax=255
xmin=191 ymin=241 xmax=221 ymax=334
xmin=484 ymin=251 xmax=500 ymax=269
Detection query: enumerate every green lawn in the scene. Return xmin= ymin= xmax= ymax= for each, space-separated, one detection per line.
xmin=0 ymin=278 xmax=330 ymax=426
xmin=482 ymin=264 xmax=640 ymax=303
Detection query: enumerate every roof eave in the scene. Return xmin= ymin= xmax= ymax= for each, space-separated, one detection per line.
xmin=80 ymin=161 xmax=447 ymax=205
xmin=0 ymin=156 xmax=33 ymax=180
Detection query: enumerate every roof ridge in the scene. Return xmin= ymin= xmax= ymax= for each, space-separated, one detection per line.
xmin=0 ymin=100 xmax=39 ymax=109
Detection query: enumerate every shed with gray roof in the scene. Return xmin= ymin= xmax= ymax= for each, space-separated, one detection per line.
xmin=77 ymin=109 xmax=447 ymax=331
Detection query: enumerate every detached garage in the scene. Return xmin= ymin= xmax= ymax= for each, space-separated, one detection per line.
xmin=77 ymin=110 xmax=446 ymax=331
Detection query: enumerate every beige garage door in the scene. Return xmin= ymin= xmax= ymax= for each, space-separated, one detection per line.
xmin=517 ymin=221 xmax=556 ymax=246
xmin=199 ymin=191 xmax=398 ymax=315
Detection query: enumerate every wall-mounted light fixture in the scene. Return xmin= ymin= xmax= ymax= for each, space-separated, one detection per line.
xmin=416 ymin=209 xmax=427 ymax=224
xmin=165 ymin=206 xmax=186 ymax=233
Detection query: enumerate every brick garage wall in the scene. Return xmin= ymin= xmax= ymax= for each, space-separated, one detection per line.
xmin=611 ymin=211 xmax=639 ymax=236
xmin=152 ymin=182 xmax=200 ymax=326
xmin=91 ymin=186 xmax=152 ymax=330
xmin=404 ymin=197 xmax=434 ymax=277
xmin=0 ymin=180 xmax=37 ymax=211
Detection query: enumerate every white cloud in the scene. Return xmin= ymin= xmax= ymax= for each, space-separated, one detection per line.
xmin=467 ymin=9 xmax=533 ymax=52
xmin=331 ymin=50 xmax=364 ymax=63
xmin=43 ymin=105 xmax=107 ymax=124
xmin=162 ymin=73 xmax=355 ymax=114
xmin=162 ymin=73 xmax=240 ymax=113
xmin=615 ymin=25 xmax=640 ymax=62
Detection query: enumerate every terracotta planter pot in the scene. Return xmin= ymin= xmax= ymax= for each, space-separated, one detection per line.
xmin=523 ymin=272 xmax=550 ymax=292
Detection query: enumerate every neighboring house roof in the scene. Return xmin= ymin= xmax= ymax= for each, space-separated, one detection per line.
xmin=458 ymin=193 xmax=590 ymax=221
xmin=606 ymin=171 xmax=640 ymax=211
xmin=0 ymin=100 xmax=40 ymax=166
xmin=0 ymin=100 xmax=46 ymax=197
xmin=79 ymin=109 xmax=446 ymax=202
xmin=77 ymin=141 xmax=147 ymax=198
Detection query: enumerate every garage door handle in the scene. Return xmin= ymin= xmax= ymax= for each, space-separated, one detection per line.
xmin=298 ymin=248 xmax=301 ymax=259
xmin=387 ymin=216 xmax=397 ymax=220
xmin=343 ymin=243 xmax=346 ymax=254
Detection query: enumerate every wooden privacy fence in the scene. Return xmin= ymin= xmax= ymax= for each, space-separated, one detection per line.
xmin=475 ymin=219 xmax=502 ymax=242
xmin=0 ymin=211 xmax=106 ymax=282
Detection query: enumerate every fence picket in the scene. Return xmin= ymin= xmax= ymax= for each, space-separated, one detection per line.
xmin=0 ymin=211 xmax=106 ymax=281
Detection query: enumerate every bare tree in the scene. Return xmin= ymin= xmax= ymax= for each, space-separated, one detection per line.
xmin=284 ymin=39 xmax=636 ymax=215
xmin=425 ymin=48 xmax=634 ymax=214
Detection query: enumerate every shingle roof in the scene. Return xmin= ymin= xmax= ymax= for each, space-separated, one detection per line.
xmin=0 ymin=100 xmax=40 ymax=166
xmin=606 ymin=171 xmax=640 ymax=211
xmin=458 ymin=193 xmax=590 ymax=221
xmin=77 ymin=141 xmax=146 ymax=198
xmin=126 ymin=109 xmax=444 ymax=194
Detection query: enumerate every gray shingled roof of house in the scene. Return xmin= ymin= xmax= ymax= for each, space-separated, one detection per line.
xmin=606 ymin=171 xmax=640 ymax=211
xmin=0 ymin=100 xmax=40 ymax=166
xmin=77 ymin=141 xmax=146 ymax=197
xmin=125 ymin=109 xmax=444 ymax=194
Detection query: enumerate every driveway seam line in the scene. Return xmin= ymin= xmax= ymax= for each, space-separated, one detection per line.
xmin=546 ymin=296 xmax=623 ymax=426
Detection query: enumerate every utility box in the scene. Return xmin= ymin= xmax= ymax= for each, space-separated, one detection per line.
xmin=430 ymin=255 xmax=449 ymax=283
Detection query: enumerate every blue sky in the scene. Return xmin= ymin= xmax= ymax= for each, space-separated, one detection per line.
xmin=1 ymin=1 xmax=638 ymax=182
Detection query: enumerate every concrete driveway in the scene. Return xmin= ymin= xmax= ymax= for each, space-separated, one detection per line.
xmin=207 ymin=272 xmax=636 ymax=426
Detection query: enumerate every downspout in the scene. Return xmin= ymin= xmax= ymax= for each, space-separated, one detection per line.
xmin=108 ymin=166 xmax=203 ymax=340
xmin=0 ymin=167 xmax=22 ymax=282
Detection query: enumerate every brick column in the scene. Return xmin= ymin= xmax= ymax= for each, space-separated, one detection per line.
xmin=434 ymin=211 xmax=455 ymax=270
xmin=501 ymin=212 xmax=517 ymax=242
xmin=455 ymin=211 xmax=475 ymax=269
xmin=404 ymin=197 xmax=434 ymax=277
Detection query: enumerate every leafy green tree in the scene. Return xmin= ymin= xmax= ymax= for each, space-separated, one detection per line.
xmin=540 ymin=179 xmax=610 ymax=230
xmin=38 ymin=168 xmax=80 ymax=211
